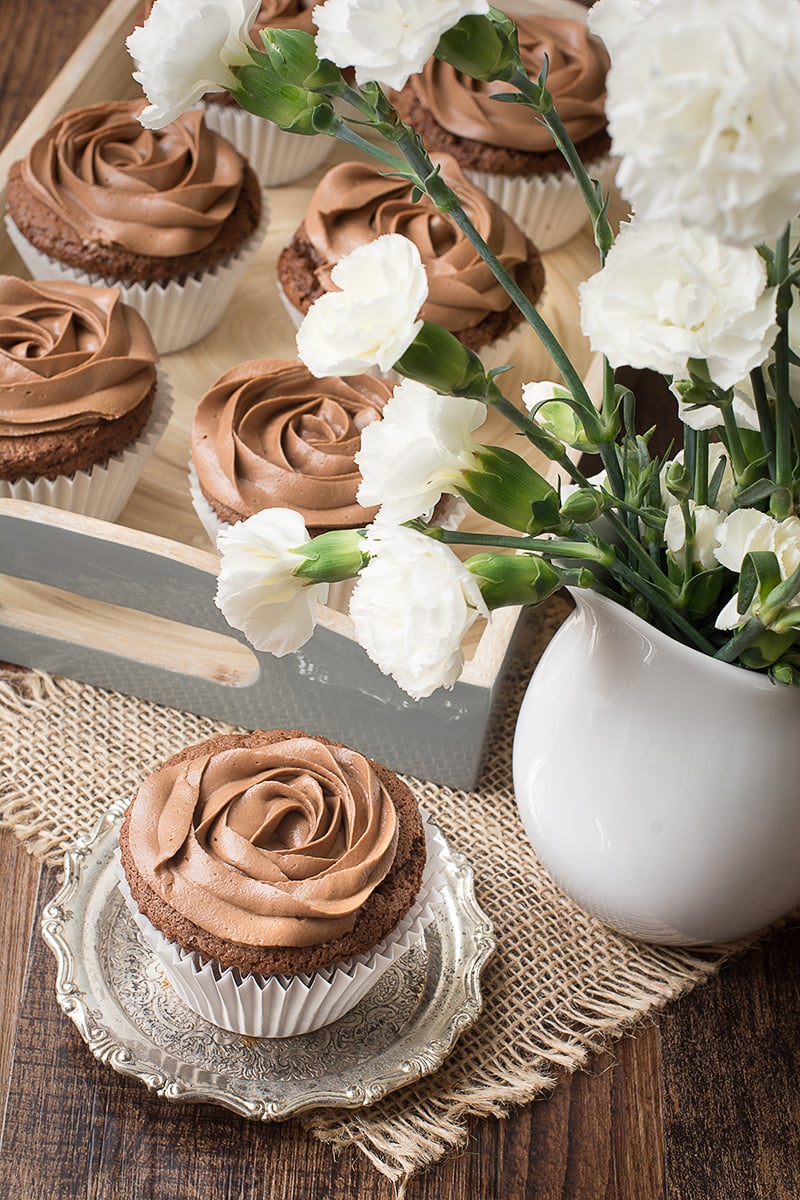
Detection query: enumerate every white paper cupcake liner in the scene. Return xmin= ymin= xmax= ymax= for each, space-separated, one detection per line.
xmin=116 ymin=814 xmax=446 ymax=1038
xmin=0 ymin=366 xmax=173 ymax=521
xmin=202 ymin=103 xmax=333 ymax=187
xmin=465 ymin=156 xmax=619 ymax=253
xmin=5 ymin=194 xmax=270 ymax=355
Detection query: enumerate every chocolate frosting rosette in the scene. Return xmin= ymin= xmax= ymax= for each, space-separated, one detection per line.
xmin=277 ymin=153 xmax=545 ymax=372
xmin=392 ymin=12 xmax=615 ymax=250
xmin=118 ymin=730 xmax=443 ymax=1037
xmin=5 ymin=100 xmax=268 ymax=352
xmin=190 ymin=357 xmax=392 ymax=541
xmin=0 ymin=275 xmax=171 ymax=519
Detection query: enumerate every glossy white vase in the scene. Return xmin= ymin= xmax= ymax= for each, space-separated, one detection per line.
xmin=513 ymin=589 xmax=800 ymax=944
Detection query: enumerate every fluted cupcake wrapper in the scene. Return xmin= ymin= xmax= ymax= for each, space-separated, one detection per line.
xmin=5 ymin=194 xmax=270 ymax=355
xmin=202 ymin=103 xmax=333 ymax=188
xmin=0 ymin=366 xmax=173 ymax=521
xmin=465 ymin=156 xmax=619 ymax=253
xmin=116 ymin=815 xmax=446 ymax=1039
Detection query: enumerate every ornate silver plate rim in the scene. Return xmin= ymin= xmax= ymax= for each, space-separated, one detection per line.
xmin=41 ymin=802 xmax=496 ymax=1120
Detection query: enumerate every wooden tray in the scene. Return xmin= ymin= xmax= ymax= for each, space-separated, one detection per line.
xmin=0 ymin=0 xmax=604 ymax=789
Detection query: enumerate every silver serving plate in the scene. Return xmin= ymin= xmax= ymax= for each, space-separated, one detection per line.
xmin=41 ymin=802 xmax=496 ymax=1120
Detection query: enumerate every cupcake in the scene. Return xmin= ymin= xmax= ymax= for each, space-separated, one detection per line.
xmin=391 ymin=10 xmax=614 ymax=251
xmin=277 ymin=152 xmax=546 ymax=375
xmin=5 ymin=100 xmax=268 ymax=353
xmin=138 ymin=0 xmax=333 ymax=187
xmin=0 ymin=274 xmax=171 ymax=520
xmin=189 ymin=357 xmax=391 ymax=547
xmin=117 ymin=729 xmax=441 ymax=1037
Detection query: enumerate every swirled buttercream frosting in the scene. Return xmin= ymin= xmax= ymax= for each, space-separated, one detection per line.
xmin=0 ymin=276 xmax=157 ymax=437
xmin=192 ymin=358 xmax=390 ymax=530
xmin=12 ymin=99 xmax=247 ymax=260
xmin=124 ymin=734 xmax=401 ymax=949
xmin=401 ymin=14 xmax=608 ymax=153
xmin=297 ymin=153 xmax=541 ymax=333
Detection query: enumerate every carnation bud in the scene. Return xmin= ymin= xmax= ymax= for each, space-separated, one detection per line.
xmin=559 ymin=487 xmax=604 ymax=524
xmin=394 ymin=322 xmax=488 ymax=397
xmin=435 ymin=13 xmax=517 ymax=81
xmin=465 ymin=552 xmax=562 ymax=609
xmin=460 ymin=445 xmax=561 ymax=533
xmin=664 ymin=460 xmax=692 ymax=502
xmin=256 ymin=28 xmax=319 ymax=86
xmin=292 ymin=529 xmax=367 ymax=582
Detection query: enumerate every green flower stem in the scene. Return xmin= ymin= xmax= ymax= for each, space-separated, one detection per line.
xmin=508 ymin=68 xmax=613 ymax=260
xmin=694 ymin=428 xmax=709 ymax=506
xmin=714 ymin=616 xmax=766 ymax=663
xmin=312 ymin=106 xmax=410 ymax=172
xmin=600 ymin=506 xmax=678 ymax=595
xmin=372 ymin=118 xmax=600 ymax=422
xmin=484 ymin=386 xmax=589 ymax=484
xmin=774 ymin=226 xmax=793 ymax=491
xmin=749 ymin=364 xmax=776 ymax=475
xmin=436 ymin=529 xmax=610 ymax=564
xmin=599 ymin=442 xmax=625 ymax=502
xmin=720 ymin=404 xmax=749 ymax=478
xmin=606 ymin=556 xmax=717 ymax=654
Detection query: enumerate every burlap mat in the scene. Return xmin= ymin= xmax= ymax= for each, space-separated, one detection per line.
xmin=0 ymin=596 xmax=751 ymax=1192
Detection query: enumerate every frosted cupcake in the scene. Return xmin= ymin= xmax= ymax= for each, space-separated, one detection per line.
xmin=392 ymin=11 xmax=614 ymax=250
xmin=5 ymin=100 xmax=268 ymax=353
xmin=117 ymin=729 xmax=442 ymax=1037
xmin=0 ymin=275 xmax=170 ymax=520
xmin=277 ymin=153 xmax=545 ymax=376
xmin=189 ymin=357 xmax=392 ymax=547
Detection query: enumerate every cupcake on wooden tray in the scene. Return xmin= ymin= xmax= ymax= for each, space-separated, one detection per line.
xmin=0 ymin=275 xmax=171 ymax=520
xmin=5 ymin=100 xmax=268 ymax=353
xmin=189 ymin=357 xmax=391 ymax=547
xmin=391 ymin=9 xmax=614 ymax=251
xmin=117 ymin=729 xmax=443 ymax=1037
xmin=277 ymin=153 xmax=545 ymax=376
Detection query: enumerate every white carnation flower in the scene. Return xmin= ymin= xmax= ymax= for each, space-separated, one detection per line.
xmin=314 ymin=0 xmax=489 ymax=90
xmin=664 ymin=502 xmax=724 ymax=571
xmin=356 ymin=380 xmax=486 ymax=523
xmin=127 ymin=0 xmax=259 ymax=128
xmin=349 ymin=523 xmax=488 ymax=699
xmin=605 ymin=0 xmax=800 ymax=246
xmin=296 ymin=235 xmax=428 ymax=377
xmin=673 ymin=382 xmax=761 ymax=433
xmin=579 ymin=221 xmax=778 ymax=391
xmin=215 ymin=508 xmax=327 ymax=656
xmin=714 ymin=511 xmax=800 ymax=629
xmin=713 ymin=508 xmax=776 ymax=574
xmin=587 ymin=0 xmax=662 ymax=56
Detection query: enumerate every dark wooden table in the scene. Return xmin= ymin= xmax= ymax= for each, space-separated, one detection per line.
xmin=2 ymin=4 xmax=800 ymax=1196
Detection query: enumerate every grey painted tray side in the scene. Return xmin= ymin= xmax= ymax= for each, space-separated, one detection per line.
xmin=0 ymin=502 xmax=509 ymax=788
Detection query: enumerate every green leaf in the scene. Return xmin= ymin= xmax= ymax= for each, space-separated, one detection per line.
xmin=738 ymin=550 xmax=782 ymax=615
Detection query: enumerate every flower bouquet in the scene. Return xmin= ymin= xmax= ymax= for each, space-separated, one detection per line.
xmin=129 ymin=0 xmax=800 ymax=705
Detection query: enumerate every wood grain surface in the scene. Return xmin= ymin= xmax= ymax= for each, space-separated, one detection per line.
xmin=1 ymin=4 xmax=800 ymax=1199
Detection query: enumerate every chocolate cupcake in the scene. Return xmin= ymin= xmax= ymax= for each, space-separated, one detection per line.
xmin=0 ymin=275 xmax=171 ymax=519
xmin=392 ymin=10 xmax=615 ymax=250
xmin=118 ymin=729 xmax=442 ymax=1037
xmin=277 ymin=152 xmax=545 ymax=374
xmin=189 ymin=357 xmax=391 ymax=546
xmin=5 ymin=100 xmax=268 ymax=352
